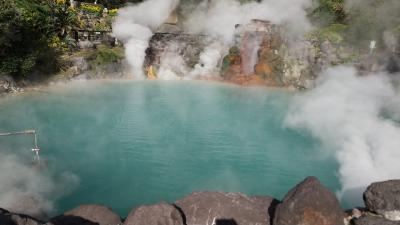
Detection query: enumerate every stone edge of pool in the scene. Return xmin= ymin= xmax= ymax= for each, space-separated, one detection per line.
xmin=1 ymin=177 xmax=399 ymax=225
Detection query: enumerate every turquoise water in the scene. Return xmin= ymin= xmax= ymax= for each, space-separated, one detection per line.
xmin=0 ymin=81 xmax=340 ymax=216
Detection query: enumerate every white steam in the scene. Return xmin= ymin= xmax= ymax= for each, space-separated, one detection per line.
xmin=285 ymin=66 xmax=400 ymax=205
xmin=0 ymin=152 xmax=79 ymax=218
xmin=182 ymin=0 xmax=313 ymax=78
xmin=188 ymin=41 xmax=225 ymax=79
xmin=113 ymin=0 xmax=180 ymax=78
xmin=114 ymin=0 xmax=313 ymax=79
xmin=157 ymin=42 xmax=189 ymax=80
xmin=184 ymin=0 xmax=313 ymax=43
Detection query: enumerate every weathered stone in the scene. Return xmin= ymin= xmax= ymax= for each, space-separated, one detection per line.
xmin=64 ymin=204 xmax=121 ymax=225
xmin=175 ymin=192 xmax=277 ymax=225
xmin=143 ymin=33 xmax=206 ymax=79
xmin=123 ymin=202 xmax=183 ymax=225
xmin=0 ymin=75 xmax=18 ymax=94
xmin=71 ymin=57 xmax=89 ymax=73
xmin=273 ymin=176 xmax=344 ymax=225
xmin=48 ymin=215 xmax=99 ymax=225
xmin=352 ymin=208 xmax=363 ymax=219
xmin=353 ymin=215 xmax=400 ymax=225
xmin=10 ymin=215 xmax=42 ymax=225
xmin=0 ymin=208 xmax=43 ymax=225
xmin=364 ymin=180 xmax=400 ymax=221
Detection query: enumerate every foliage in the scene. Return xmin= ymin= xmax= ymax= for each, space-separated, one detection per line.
xmin=79 ymin=0 xmax=143 ymax=9
xmin=87 ymin=45 xmax=124 ymax=67
xmin=94 ymin=20 xmax=111 ymax=31
xmin=108 ymin=8 xmax=118 ymax=17
xmin=311 ymin=0 xmax=346 ymax=26
xmin=48 ymin=1 xmax=79 ymax=39
xmin=80 ymin=3 xmax=103 ymax=15
xmin=306 ymin=23 xmax=347 ymax=45
xmin=0 ymin=0 xmax=78 ymax=79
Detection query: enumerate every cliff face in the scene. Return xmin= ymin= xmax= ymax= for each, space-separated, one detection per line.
xmin=143 ymin=31 xmax=207 ymax=80
xmin=222 ymin=20 xmax=351 ymax=89
xmin=142 ymin=19 xmax=351 ymax=89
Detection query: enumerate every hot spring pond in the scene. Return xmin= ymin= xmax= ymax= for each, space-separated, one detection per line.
xmin=0 ymin=81 xmax=341 ymax=216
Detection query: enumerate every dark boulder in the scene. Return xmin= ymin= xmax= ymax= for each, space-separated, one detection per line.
xmin=49 ymin=215 xmax=99 ymax=225
xmin=364 ymin=180 xmax=400 ymax=221
xmin=123 ymin=202 xmax=183 ymax=225
xmin=353 ymin=215 xmax=400 ymax=225
xmin=64 ymin=204 xmax=121 ymax=225
xmin=0 ymin=208 xmax=16 ymax=225
xmin=175 ymin=192 xmax=277 ymax=225
xmin=273 ymin=176 xmax=344 ymax=225
xmin=0 ymin=208 xmax=43 ymax=225
xmin=0 ymin=75 xmax=18 ymax=94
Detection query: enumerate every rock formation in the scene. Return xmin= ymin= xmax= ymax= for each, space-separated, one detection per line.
xmin=3 ymin=177 xmax=400 ymax=225
xmin=175 ymin=192 xmax=277 ymax=225
xmin=363 ymin=180 xmax=400 ymax=221
xmin=273 ymin=177 xmax=344 ymax=225
xmin=0 ymin=208 xmax=43 ymax=225
xmin=353 ymin=215 xmax=400 ymax=225
xmin=64 ymin=204 xmax=121 ymax=225
xmin=124 ymin=202 xmax=183 ymax=225
xmin=0 ymin=75 xmax=19 ymax=95
xmin=49 ymin=215 xmax=99 ymax=225
xmin=143 ymin=32 xmax=206 ymax=79
xmin=142 ymin=19 xmax=347 ymax=88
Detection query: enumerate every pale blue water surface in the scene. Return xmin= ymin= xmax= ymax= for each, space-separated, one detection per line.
xmin=0 ymin=81 xmax=340 ymax=216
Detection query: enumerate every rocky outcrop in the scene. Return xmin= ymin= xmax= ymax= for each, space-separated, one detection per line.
xmin=49 ymin=215 xmax=99 ymax=225
xmin=63 ymin=204 xmax=121 ymax=225
xmin=4 ymin=178 xmax=400 ymax=225
xmin=141 ymin=19 xmax=353 ymax=88
xmin=220 ymin=20 xmax=344 ymax=89
xmin=175 ymin=192 xmax=278 ymax=225
xmin=353 ymin=215 xmax=400 ymax=225
xmin=123 ymin=202 xmax=183 ymax=225
xmin=364 ymin=180 xmax=400 ymax=221
xmin=143 ymin=32 xmax=206 ymax=79
xmin=273 ymin=177 xmax=344 ymax=225
xmin=0 ymin=75 xmax=19 ymax=94
xmin=0 ymin=208 xmax=43 ymax=225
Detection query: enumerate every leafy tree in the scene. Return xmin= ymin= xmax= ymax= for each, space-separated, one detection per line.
xmin=0 ymin=0 xmax=77 ymax=79
xmin=311 ymin=0 xmax=346 ymax=26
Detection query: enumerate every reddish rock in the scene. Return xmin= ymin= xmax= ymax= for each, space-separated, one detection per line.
xmin=64 ymin=204 xmax=121 ymax=225
xmin=273 ymin=177 xmax=344 ymax=225
xmin=124 ymin=202 xmax=183 ymax=225
xmin=175 ymin=192 xmax=277 ymax=225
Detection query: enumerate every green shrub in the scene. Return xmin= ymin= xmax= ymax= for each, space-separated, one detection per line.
xmin=306 ymin=24 xmax=347 ymax=45
xmin=108 ymin=8 xmax=118 ymax=17
xmin=88 ymin=46 xmax=124 ymax=68
xmin=80 ymin=3 xmax=103 ymax=15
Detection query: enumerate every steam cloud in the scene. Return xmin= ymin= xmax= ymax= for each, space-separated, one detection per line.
xmin=285 ymin=66 xmax=400 ymax=205
xmin=0 ymin=152 xmax=79 ymax=218
xmin=344 ymin=0 xmax=400 ymax=50
xmin=113 ymin=0 xmax=313 ymax=80
xmin=113 ymin=0 xmax=180 ymax=79
xmin=184 ymin=0 xmax=313 ymax=43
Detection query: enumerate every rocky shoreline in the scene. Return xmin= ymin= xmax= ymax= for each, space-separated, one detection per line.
xmin=1 ymin=177 xmax=399 ymax=225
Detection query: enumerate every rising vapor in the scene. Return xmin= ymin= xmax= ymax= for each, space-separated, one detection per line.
xmin=113 ymin=0 xmax=180 ymax=79
xmin=285 ymin=66 xmax=400 ymax=206
xmin=0 ymin=152 xmax=79 ymax=218
xmin=113 ymin=0 xmax=313 ymax=80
